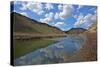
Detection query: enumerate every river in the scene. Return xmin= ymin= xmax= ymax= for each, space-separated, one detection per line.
xmin=14 ymin=35 xmax=86 ymax=66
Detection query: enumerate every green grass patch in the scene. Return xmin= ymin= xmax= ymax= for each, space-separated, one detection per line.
xmin=13 ymin=39 xmax=55 ymax=59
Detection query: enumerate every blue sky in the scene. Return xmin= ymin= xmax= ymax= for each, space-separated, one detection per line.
xmin=11 ymin=1 xmax=97 ymax=31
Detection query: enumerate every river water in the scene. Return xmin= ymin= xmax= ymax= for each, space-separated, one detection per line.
xmin=14 ymin=35 xmax=86 ymax=66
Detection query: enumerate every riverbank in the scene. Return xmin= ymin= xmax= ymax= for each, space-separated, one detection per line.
xmin=13 ymin=33 xmax=67 ymax=40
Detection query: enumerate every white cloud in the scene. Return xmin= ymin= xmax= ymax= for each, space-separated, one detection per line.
xmin=76 ymin=5 xmax=84 ymax=13
xmin=77 ymin=13 xmax=84 ymax=21
xmin=20 ymin=12 xmax=28 ymax=17
xmin=91 ymin=10 xmax=97 ymax=22
xmin=45 ymin=13 xmax=48 ymax=17
xmin=54 ymin=22 xmax=65 ymax=27
xmin=77 ymin=5 xmax=84 ymax=9
xmin=48 ymin=12 xmax=54 ymax=18
xmin=73 ymin=14 xmax=78 ymax=19
xmin=59 ymin=5 xmax=73 ymax=19
xmin=84 ymin=14 xmax=92 ymax=20
xmin=94 ymin=10 xmax=97 ymax=14
xmin=26 ymin=2 xmax=44 ymax=15
xmin=74 ymin=13 xmax=97 ymax=28
xmin=40 ymin=12 xmax=54 ymax=23
xmin=74 ymin=13 xmax=88 ymax=27
xmin=40 ymin=19 xmax=44 ymax=22
xmin=91 ymin=14 xmax=97 ymax=23
xmin=45 ymin=3 xmax=53 ymax=10
xmin=54 ymin=4 xmax=74 ymax=20
xmin=20 ymin=2 xmax=27 ymax=10
xmin=14 ymin=1 xmax=28 ymax=11
xmin=54 ymin=13 xmax=59 ymax=19
xmin=40 ymin=17 xmax=53 ymax=23
xmin=45 ymin=12 xmax=54 ymax=18
xmin=18 ymin=2 xmax=44 ymax=15
xmin=37 ymin=10 xmax=44 ymax=15
xmin=58 ymin=4 xmax=63 ymax=10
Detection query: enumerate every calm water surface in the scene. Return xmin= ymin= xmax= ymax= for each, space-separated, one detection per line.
xmin=14 ymin=35 xmax=86 ymax=65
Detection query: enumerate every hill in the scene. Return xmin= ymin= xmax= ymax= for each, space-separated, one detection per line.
xmin=65 ymin=28 xmax=86 ymax=34
xmin=11 ymin=12 xmax=65 ymax=35
xmin=11 ymin=12 xmax=66 ymax=59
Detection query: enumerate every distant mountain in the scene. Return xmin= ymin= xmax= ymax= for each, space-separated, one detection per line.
xmin=65 ymin=28 xmax=86 ymax=34
xmin=11 ymin=12 xmax=65 ymax=34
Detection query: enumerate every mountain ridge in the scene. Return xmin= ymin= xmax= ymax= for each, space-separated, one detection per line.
xmin=65 ymin=28 xmax=86 ymax=34
xmin=12 ymin=12 xmax=65 ymax=34
xmin=12 ymin=12 xmax=89 ymax=35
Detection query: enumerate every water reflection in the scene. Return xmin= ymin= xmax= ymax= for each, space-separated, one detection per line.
xmin=14 ymin=35 xmax=86 ymax=65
